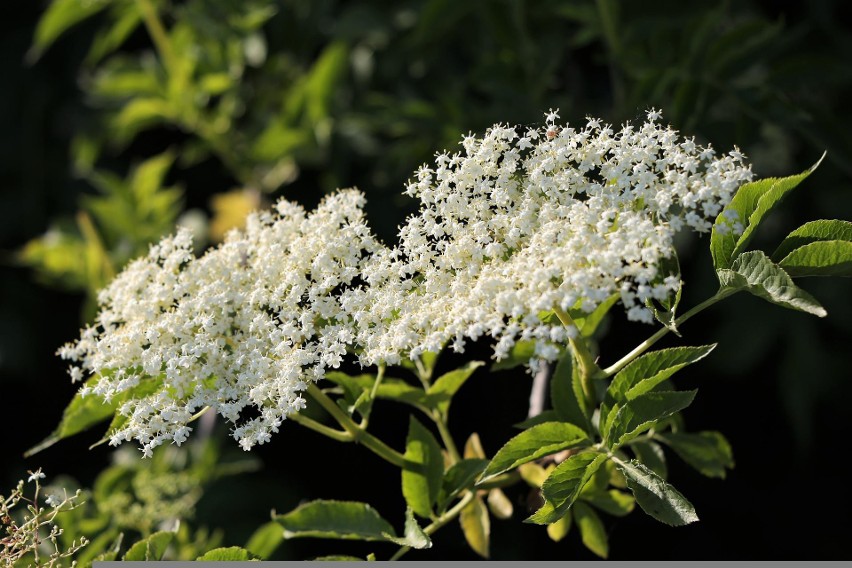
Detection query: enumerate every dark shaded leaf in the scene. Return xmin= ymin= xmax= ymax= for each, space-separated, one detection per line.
xmin=657 ymin=431 xmax=734 ymax=479
xmin=616 ymin=459 xmax=698 ymax=526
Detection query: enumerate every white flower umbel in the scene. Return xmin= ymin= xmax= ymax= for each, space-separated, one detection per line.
xmin=59 ymin=110 xmax=754 ymax=453
xmin=355 ymin=110 xmax=753 ymax=366
xmin=59 ymin=190 xmax=381 ymax=455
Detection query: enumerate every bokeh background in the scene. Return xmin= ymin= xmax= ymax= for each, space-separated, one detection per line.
xmin=2 ymin=0 xmax=851 ymax=560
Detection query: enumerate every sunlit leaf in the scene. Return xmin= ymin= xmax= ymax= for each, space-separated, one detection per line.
xmin=402 ymin=417 xmax=444 ymax=518
xmin=459 ymin=496 xmax=490 ymax=558
xmin=479 ymin=422 xmax=589 ymax=483
xmin=772 ymin=220 xmax=852 ymax=262
xmin=778 ymin=241 xmax=852 ymax=277
xmin=274 ymin=500 xmax=394 ymax=541
xmin=123 ymin=531 xmax=174 ymax=561
xmin=574 ymin=502 xmax=608 ymax=558
xmin=603 ymin=390 xmax=696 ymax=449
xmin=197 ymin=547 xmax=259 ymax=561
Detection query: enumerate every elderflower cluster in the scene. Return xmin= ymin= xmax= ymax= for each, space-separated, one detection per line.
xmin=354 ymin=109 xmax=753 ymax=365
xmin=59 ymin=110 xmax=753 ymax=454
xmin=59 ymin=191 xmax=380 ymax=454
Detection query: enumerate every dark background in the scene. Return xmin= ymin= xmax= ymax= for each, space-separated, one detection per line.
xmin=2 ymin=0 xmax=851 ymax=560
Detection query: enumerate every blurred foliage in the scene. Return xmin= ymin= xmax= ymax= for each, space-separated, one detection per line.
xmin=46 ymin=436 xmax=258 ymax=566
xmin=19 ymin=152 xmax=182 ymax=313
xmin=2 ymin=0 xmax=851 ymax=560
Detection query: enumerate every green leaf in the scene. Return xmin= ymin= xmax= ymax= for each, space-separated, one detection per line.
xmin=439 ymin=459 xmax=488 ymax=510
xmin=90 ymin=67 xmax=163 ymax=101
xmin=479 ymin=422 xmax=589 ymax=483
xmin=606 ymin=345 xmax=715 ymax=405
xmin=551 ymin=352 xmax=592 ymax=433
xmin=321 ymin=372 xmax=375 ymax=418
xmin=29 ymin=0 xmax=110 ymax=61
xmin=26 ymin=377 xmax=115 ymax=456
xmin=583 ymin=490 xmax=636 ymax=517
xmin=657 ymin=431 xmax=734 ymax=479
xmin=631 ymin=440 xmax=668 ymax=478
xmin=772 ymin=220 xmax=852 ymax=261
xmin=546 ymin=511 xmax=572 ymax=542
xmin=88 ymin=532 xmax=124 ymax=564
xmin=86 ymin=2 xmax=143 ymax=65
xmin=577 ymin=293 xmax=620 ymax=338
xmin=303 ymin=41 xmax=349 ymax=122
xmin=112 ymin=98 xmax=174 ymax=143
xmin=574 ymin=502 xmax=609 ymax=559
xmin=324 ymin=372 xmax=427 ymax=411
xmin=199 ymin=73 xmax=234 ymax=95
xmin=123 ymin=531 xmax=174 ymax=561
xmin=463 ymin=432 xmax=486 ymax=459
xmin=712 ymin=179 xmax=777 ymax=270
xmin=718 ymin=250 xmax=827 ymax=316
xmin=197 ymin=547 xmax=259 ymax=561
xmin=426 ymin=361 xmax=484 ymax=414
xmin=402 ymin=417 xmax=444 ymax=518
xmin=779 ymin=241 xmax=852 ymax=277
xmin=459 ymin=496 xmax=490 ymax=558
xmin=491 ymin=340 xmax=537 ymax=371
xmin=129 ymin=152 xmax=176 ymax=204
xmin=731 ymin=155 xmax=825 ymax=259
xmin=646 ymin=256 xmax=682 ymax=333
xmin=274 ymin=500 xmax=394 ymax=541
xmin=616 ymin=459 xmax=698 ymax=526
xmin=529 ymin=453 xmax=607 ymax=525
xmin=383 ymin=508 xmax=432 ymax=550
xmin=251 ymin=123 xmax=311 ymax=162
xmin=244 ymin=522 xmax=283 ymax=560
xmin=604 ymin=390 xmax=697 ymax=449
xmin=518 ymin=462 xmax=550 ymax=488
xmin=487 ymin=488 xmax=513 ymax=520
xmin=711 ymin=156 xmax=824 ymax=270
xmin=401 ymin=350 xmax=442 ymax=377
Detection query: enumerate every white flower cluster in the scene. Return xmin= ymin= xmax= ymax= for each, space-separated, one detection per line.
xmin=59 ymin=191 xmax=380 ymax=455
xmin=59 ymin=110 xmax=753 ymax=454
xmin=354 ymin=110 xmax=753 ymax=365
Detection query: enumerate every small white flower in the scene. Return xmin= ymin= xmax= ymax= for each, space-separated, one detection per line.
xmin=45 ymin=493 xmax=62 ymax=508
xmin=28 ymin=470 xmax=46 ymax=483
xmin=545 ymin=108 xmax=561 ymax=124
xmin=68 ymin=366 xmax=84 ymax=383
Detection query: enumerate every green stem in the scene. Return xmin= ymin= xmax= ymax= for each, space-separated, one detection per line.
xmin=358 ymin=364 xmax=386 ymax=429
xmin=413 ymin=356 xmax=460 ymax=464
xmin=389 ymin=491 xmax=476 ymax=561
xmin=433 ymin=414 xmax=461 ymax=464
xmin=306 ymin=383 xmax=415 ymax=470
xmin=135 ymin=0 xmax=178 ymax=74
xmin=553 ymin=305 xmax=598 ymax=405
xmin=414 ymin=358 xmax=432 ymax=390
xmin=288 ymin=412 xmax=352 ymax=443
xmin=475 ymin=470 xmax=522 ymax=491
xmin=597 ymin=289 xmax=737 ymax=379
xmin=370 ymin=364 xmax=387 ymax=400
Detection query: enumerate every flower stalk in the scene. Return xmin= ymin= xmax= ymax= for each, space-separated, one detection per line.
xmin=305 ymin=383 xmax=417 ymax=470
